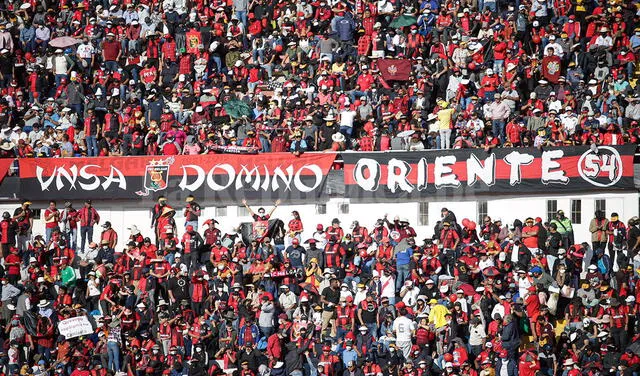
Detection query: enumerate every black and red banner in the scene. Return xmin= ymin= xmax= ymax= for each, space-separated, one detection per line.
xmin=342 ymin=145 xmax=636 ymax=200
xmin=18 ymin=153 xmax=337 ymax=203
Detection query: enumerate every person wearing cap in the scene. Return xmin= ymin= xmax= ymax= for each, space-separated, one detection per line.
xmin=436 ymin=101 xmax=455 ymax=149
xmin=283 ymin=234 xmax=306 ymax=269
xmin=399 ymin=279 xmax=420 ymax=308
xmin=317 ymin=343 xmax=340 ymax=375
xmin=151 ymin=196 xmax=172 ymax=245
xmin=77 ymin=200 xmax=100 ymax=252
xmin=101 ymin=31 xmax=121 ymax=73
xmin=278 ymin=283 xmax=297 ymax=314
xmin=181 ymin=224 xmax=204 ymax=273
xmin=589 ymin=210 xmax=609 ymax=253
xmin=52 ymin=47 xmax=71 ymax=87
xmin=323 ymin=230 xmax=346 ymax=273
xmin=0 ymin=210 xmax=17 ymax=259
xmin=58 ymin=200 xmax=77 ymax=251
xmin=320 ymin=277 xmax=341 ymax=339
xmin=12 ymin=200 xmax=33 ymax=252
xmin=334 ymin=295 xmax=356 ymax=339
xmin=486 ymin=93 xmax=511 ymax=145
xmin=395 ymin=237 xmax=416 ymax=291
xmin=42 ymin=200 xmax=60 ymax=243
xmin=99 ymin=221 xmax=118 ymax=250
xmin=283 ymin=211 xmax=304 ymax=249
xmin=584 ymin=264 xmax=603 ymax=283
xmin=606 ymin=212 xmax=626 ymax=257
xmin=439 ymin=221 xmax=460 ymax=275
xmin=2 ymin=247 xmax=22 ymax=289
xmin=183 ymin=195 xmax=201 ymax=231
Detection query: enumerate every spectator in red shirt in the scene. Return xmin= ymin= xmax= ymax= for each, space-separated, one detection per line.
xmin=0 ymin=211 xmax=17 ymax=258
xmin=77 ymin=199 xmax=100 ymax=251
xmin=43 ymin=200 xmax=60 ymax=242
xmin=4 ymin=247 xmax=21 ymax=284
xmin=101 ymin=32 xmax=121 ymax=72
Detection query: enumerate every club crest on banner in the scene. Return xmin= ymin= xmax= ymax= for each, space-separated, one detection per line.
xmin=252 ymin=220 xmax=269 ymax=240
xmin=136 ymin=157 xmax=175 ymax=196
xmin=387 ymin=65 xmax=398 ymax=76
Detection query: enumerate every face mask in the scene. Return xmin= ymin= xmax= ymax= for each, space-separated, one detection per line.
xmin=195 ymin=347 xmax=202 ymax=353
xmin=153 ymin=350 xmax=159 ymax=354
xmin=389 ymin=348 xmax=395 ymax=353
xmin=411 ymin=30 xmax=417 ymax=34
xmin=346 ymin=346 xmax=352 ymax=351
xmin=341 ymin=302 xmax=346 ymax=307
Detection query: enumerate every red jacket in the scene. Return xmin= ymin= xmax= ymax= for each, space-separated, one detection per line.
xmin=266 ymin=333 xmax=283 ymax=360
xmin=77 ymin=206 xmax=100 ymax=227
xmin=518 ymin=351 xmax=540 ymax=376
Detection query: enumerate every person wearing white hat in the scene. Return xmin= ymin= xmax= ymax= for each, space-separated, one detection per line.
xmin=102 ymin=31 xmax=121 ymax=72
xmin=486 ymin=90 xmax=511 ymax=144
xmin=52 ymin=47 xmax=71 ymax=87
xmin=37 ymin=299 xmax=52 ymax=313
xmin=331 ymin=132 xmax=345 ymax=145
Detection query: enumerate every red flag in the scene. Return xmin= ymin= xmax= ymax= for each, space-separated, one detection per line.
xmin=185 ymin=30 xmax=202 ymax=54
xmin=377 ymin=59 xmax=412 ymax=81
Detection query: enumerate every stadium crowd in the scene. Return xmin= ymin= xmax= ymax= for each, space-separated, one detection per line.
xmin=0 ymin=0 xmax=637 ymax=157
xmin=1 ymin=197 xmax=640 ymax=376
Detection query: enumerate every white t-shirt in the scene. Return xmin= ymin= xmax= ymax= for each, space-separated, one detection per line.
xmin=560 ymin=114 xmax=579 ymax=135
xmin=87 ymin=278 xmax=101 ymax=297
xmin=77 ymin=43 xmax=95 ymax=59
xmin=340 ymin=110 xmax=357 ymax=128
xmin=53 ymin=55 xmax=69 ymax=75
xmin=393 ymin=316 xmax=416 ymax=342
xmin=401 ymin=286 xmax=420 ymax=307
xmin=380 ymin=274 xmax=395 ymax=299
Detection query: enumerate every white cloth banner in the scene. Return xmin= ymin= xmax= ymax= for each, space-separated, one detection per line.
xmin=58 ymin=316 xmax=94 ymax=339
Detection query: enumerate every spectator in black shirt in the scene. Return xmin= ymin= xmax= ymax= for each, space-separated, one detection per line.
xmin=321 ymin=277 xmax=340 ymax=339
xmin=546 ymin=223 xmax=563 ymax=256
xmin=627 ymin=218 xmax=640 ymax=256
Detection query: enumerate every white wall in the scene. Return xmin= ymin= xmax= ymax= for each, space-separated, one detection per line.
xmin=2 ymin=192 xmax=636 ymax=248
